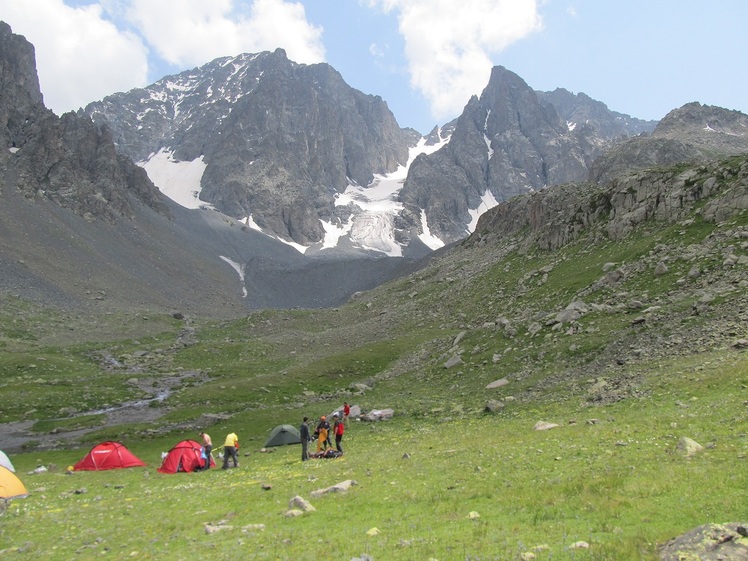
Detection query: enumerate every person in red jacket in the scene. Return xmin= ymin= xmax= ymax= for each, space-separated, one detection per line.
xmin=333 ymin=412 xmax=345 ymax=454
xmin=343 ymin=402 xmax=351 ymax=426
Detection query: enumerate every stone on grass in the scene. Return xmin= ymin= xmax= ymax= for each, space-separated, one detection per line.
xmin=289 ymin=495 xmax=315 ymax=512
xmin=485 ymin=378 xmax=509 ymax=389
xmin=484 ymin=400 xmax=505 ymax=414
xmin=311 ymin=479 xmax=358 ymax=498
xmin=659 ymin=522 xmax=748 ymax=561
xmin=534 ymin=421 xmax=559 ymax=431
xmin=676 ymin=437 xmax=704 ymax=457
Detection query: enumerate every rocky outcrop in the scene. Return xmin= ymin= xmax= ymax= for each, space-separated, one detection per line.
xmin=659 ymin=523 xmax=748 ymax=561
xmin=471 ymin=154 xmax=748 ymax=251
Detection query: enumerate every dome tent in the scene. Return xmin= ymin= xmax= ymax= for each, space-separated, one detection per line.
xmin=264 ymin=424 xmax=301 ymax=447
xmin=0 ymin=466 xmax=28 ymax=499
xmin=0 ymin=449 xmax=15 ymax=472
xmin=73 ymin=441 xmax=146 ymax=471
xmin=158 ymin=440 xmax=214 ymax=474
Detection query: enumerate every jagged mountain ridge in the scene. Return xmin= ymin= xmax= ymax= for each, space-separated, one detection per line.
xmin=536 ymin=87 xmax=657 ymax=139
xmin=589 ymin=102 xmax=748 ymax=184
xmin=398 ymin=66 xmax=613 ymax=243
xmin=84 ymin=58 xmax=657 ymax=254
xmin=84 ymin=49 xmax=418 ymax=250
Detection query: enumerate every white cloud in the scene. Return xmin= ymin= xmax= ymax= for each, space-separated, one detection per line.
xmin=123 ymin=0 xmax=325 ymax=67
xmin=0 ymin=0 xmax=149 ymax=114
xmin=367 ymin=0 xmax=542 ymax=121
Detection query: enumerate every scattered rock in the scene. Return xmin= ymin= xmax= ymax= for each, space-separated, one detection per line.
xmin=444 ymin=354 xmax=463 ymax=368
xmin=311 ymin=480 xmax=358 ymax=498
xmin=676 ymin=437 xmax=704 ymax=457
xmin=534 ymin=421 xmax=559 ymax=431
xmin=288 ymin=496 xmax=315 ymax=513
xmin=485 ymin=378 xmax=510 ymax=389
xmin=360 ymin=409 xmax=394 ymax=422
xmin=484 ymin=400 xmax=505 ymax=414
xmin=660 ymin=522 xmax=748 ymax=561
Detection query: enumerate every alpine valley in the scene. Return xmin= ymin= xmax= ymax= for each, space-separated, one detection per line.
xmin=2 ymin=19 xmax=748 ymax=561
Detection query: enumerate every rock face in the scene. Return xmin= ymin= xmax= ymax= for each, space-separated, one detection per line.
xmin=399 ymin=66 xmax=635 ymax=244
xmin=0 ymin=22 xmax=167 ymax=222
xmin=590 ymin=102 xmax=748 ymax=183
xmin=84 ymin=49 xmax=415 ymax=245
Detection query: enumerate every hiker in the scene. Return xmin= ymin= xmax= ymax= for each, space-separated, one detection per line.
xmin=299 ymin=416 xmax=310 ymax=461
xmin=316 ymin=416 xmax=330 ymax=453
xmin=199 ymin=431 xmax=212 ymax=469
xmin=343 ymin=401 xmax=351 ymax=426
xmin=222 ymin=432 xmax=239 ymax=469
xmin=333 ymin=412 xmax=344 ymax=453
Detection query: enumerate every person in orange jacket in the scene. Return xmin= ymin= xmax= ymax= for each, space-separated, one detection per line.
xmin=316 ymin=416 xmax=330 ymax=453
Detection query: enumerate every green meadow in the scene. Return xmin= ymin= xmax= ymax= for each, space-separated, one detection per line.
xmin=2 ymin=157 xmax=748 ymax=559
xmin=2 ymin=322 xmax=747 ymax=560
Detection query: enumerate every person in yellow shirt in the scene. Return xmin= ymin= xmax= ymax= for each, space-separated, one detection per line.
xmin=222 ymin=432 xmax=239 ymax=469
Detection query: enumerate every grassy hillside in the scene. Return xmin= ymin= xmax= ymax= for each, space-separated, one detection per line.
xmin=1 ymin=155 xmax=747 ymax=560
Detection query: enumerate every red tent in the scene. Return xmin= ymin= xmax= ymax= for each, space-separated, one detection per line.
xmin=157 ymin=440 xmax=215 ymax=474
xmin=73 ymin=441 xmax=146 ymax=471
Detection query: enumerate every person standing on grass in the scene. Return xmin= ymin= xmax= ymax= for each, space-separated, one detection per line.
xmin=333 ymin=412 xmax=344 ymax=453
xmin=343 ymin=401 xmax=351 ymax=427
xmin=222 ymin=432 xmax=239 ymax=469
xmin=299 ymin=416 xmax=310 ymax=461
xmin=316 ymin=416 xmax=330 ymax=453
xmin=199 ymin=431 xmax=212 ymax=469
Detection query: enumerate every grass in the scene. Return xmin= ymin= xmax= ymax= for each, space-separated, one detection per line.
xmin=3 ymin=350 xmax=747 ymax=560
xmin=2 ymin=155 xmax=747 ymax=559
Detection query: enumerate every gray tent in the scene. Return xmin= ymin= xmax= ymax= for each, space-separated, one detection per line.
xmin=264 ymin=424 xmax=301 ymax=447
xmin=0 ymin=449 xmax=14 ymax=473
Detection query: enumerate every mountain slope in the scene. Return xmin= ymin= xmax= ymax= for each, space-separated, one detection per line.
xmin=0 ymin=22 xmax=427 ymax=313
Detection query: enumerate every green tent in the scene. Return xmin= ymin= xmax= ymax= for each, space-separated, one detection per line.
xmin=264 ymin=424 xmax=301 ymax=447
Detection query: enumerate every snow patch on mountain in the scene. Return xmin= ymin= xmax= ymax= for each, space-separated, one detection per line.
xmin=468 ymin=190 xmax=500 ymax=233
xmin=138 ymin=130 xmax=495 ymax=258
xmin=219 ymin=256 xmax=247 ymax=298
xmin=331 ymin=134 xmax=451 ymax=256
xmin=139 ymin=149 xmax=212 ymax=210
xmin=418 ymin=210 xmax=443 ymax=250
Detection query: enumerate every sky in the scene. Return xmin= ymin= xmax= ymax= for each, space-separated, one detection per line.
xmin=1 ymin=0 xmax=746 ymax=135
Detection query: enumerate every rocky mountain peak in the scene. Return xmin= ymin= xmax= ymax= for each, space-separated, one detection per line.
xmin=0 ymin=21 xmax=167 ymax=222
xmin=0 ymin=21 xmax=46 ymax=154
xmin=85 ymin=50 xmax=414 ymax=247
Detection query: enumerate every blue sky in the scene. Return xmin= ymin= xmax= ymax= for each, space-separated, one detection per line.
xmin=1 ymin=0 xmax=746 ymax=134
